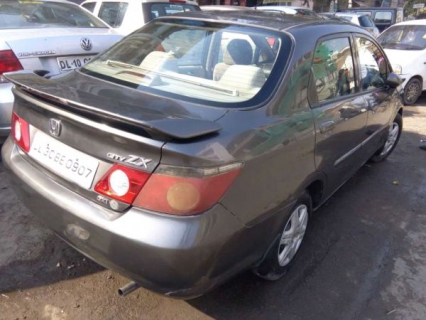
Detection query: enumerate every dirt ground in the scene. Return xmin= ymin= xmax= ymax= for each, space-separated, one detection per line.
xmin=1 ymin=94 xmax=425 ymax=320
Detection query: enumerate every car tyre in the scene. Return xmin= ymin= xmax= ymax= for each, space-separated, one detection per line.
xmin=369 ymin=113 xmax=402 ymax=163
xmin=253 ymin=192 xmax=311 ymax=281
xmin=403 ymin=78 xmax=422 ymax=105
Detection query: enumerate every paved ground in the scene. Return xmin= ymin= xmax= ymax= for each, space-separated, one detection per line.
xmin=1 ymin=94 xmax=425 ymax=320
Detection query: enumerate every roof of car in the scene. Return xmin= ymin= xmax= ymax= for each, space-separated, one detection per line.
xmin=339 ymin=7 xmax=403 ymax=10
xmin=334 ymin=12 xmax=369 ymax=17
xmin=158 ymin=10 xmax=362 ymax=31
xmin=391 ymin=19 xmax=426 ymax=26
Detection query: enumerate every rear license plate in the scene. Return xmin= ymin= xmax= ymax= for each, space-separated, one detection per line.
xmin=57 ymin=55 xmax=94 ymax=71
xmin=28 ymin=130 xmax=99 ymax=189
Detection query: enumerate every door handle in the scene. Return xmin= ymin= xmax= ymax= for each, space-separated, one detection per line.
xmin=319 ymin=121 xmax=335 ymax=134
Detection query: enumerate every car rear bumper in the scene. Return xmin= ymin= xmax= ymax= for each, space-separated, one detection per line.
xmin=0 ymin=83 xmax=14 ymax=140
xmin=1 ymin=138 xmax=258 ymax=298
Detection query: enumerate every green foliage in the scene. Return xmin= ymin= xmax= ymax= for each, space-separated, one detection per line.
xmin=404 ymin=0 xmax=426 ymax=16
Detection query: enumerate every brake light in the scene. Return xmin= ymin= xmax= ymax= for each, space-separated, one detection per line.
xmin=0 ymin=50 xmax=23 ymax=83
xmin=11 ymin=112 xmax=30 ymax=152
xmin=133 ymin=163 xmax=242 ymax=215
xmin=169 ymin=0 xmax=186 ymax=3
xmin=94 ymin=164 xmax=151 ymax=204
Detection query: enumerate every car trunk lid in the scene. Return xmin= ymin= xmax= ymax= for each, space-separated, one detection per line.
xmin=2 ymin=28 xmax=122 ymax=77
xmin=5 ymin=71 xmax=224 ymax=140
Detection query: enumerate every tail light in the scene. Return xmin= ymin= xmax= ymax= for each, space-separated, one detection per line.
xmin=11 ymin=112 xmax=30 ymax=152
xmin=134 ymin=163 xmax=242 ymax=215
xmin=94 ymin=164 xmax=151 ymax=204
xmin=0 ymin=50 xmax=23 ymax=83
xmin=95 ymin=162 xmax=242 ymax=215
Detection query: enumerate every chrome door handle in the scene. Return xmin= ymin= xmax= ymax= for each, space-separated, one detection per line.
xmin=319 ymin=121 xmax=335 ymax=134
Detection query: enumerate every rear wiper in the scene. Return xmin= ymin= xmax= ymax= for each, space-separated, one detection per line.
xmin=106 ymin=60 xmax=239 ymax=96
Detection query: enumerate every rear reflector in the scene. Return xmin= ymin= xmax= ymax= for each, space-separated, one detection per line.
xmin=134 ymin=163 xmax=242 ymax=215
xmin=11 ymin=112 xmax=30 ymax=152
xmin=94 ymin=164 xmax=151 ymax=204
xmin=0 ymin=50 xmax=23 ymax=83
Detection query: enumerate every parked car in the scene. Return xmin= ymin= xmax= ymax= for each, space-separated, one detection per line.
xmin=338 ymin=7 xmax=404 ymax=32
xmin=255 ymin=5 xmax=325 ymax=18
xmin=322 ymin=12 xmax=380 ymax=37
xmin=80 ymin=0 xmax=200 ymax=35
xmin=0 ymin=0 xmax=123 ymax=143
xmin=2 ymin=10 xmax=403 ymax=299
xmin=201 ymin=5 xmax=253 ymax=11
xmin=378 ymin=19 xmax=426 ymax=105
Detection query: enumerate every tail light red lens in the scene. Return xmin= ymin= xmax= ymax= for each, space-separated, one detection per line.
xmin=11 ymin=112 xmax=30 ymax=152
xmin=133 ymin=164 xmax=242 ymax=215
xmin=94 ymin=164 xmax=151 ymax=204
xmin=0 ymin=50 xmax=23 ymax=83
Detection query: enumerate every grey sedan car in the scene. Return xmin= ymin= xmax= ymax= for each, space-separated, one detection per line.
xmin=2 ymin=11 xmax=403 ymax=298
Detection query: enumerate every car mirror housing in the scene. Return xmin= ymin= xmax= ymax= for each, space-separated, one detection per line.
xmin=386 ymin=72 xmax=403 ymax=88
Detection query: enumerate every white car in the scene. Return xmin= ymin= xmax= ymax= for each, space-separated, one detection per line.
xmin=378 ymin=20 xmax=426 ymax=104
xmin=80 ymin=0 xmax=200 ymax=35
xmin=0 ymin=0 xmax=123 ymax=142
xmin=323 ymin=12 xmax=380 ymax=38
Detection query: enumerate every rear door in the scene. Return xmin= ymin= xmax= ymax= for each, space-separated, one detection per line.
xmin=310 ymin=35 xmax=368 ymax=194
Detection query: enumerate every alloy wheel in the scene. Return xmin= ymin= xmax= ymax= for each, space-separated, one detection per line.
xmin=278 ymin=204 xmax=308 ymax=267
xmin=380 ymin=121 xmax=400 ymax=156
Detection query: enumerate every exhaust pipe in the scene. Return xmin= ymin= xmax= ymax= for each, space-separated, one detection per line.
xmin=118 ymin=281 xmax=140 ymax=297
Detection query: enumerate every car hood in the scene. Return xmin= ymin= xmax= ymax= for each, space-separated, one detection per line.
xmin=383 ymin=48 xmax=425 ymax=69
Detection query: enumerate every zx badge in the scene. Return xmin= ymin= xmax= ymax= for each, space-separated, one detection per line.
xmin=107 ymin=153 xmax=152 ymax=168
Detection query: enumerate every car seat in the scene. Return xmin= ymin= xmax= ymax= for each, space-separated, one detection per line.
xmin=213 ymin=39 xmax=253 ymax=81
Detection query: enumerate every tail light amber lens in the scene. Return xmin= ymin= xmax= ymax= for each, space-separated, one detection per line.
xmin=133 ymin=164 xmax=242 ymax=215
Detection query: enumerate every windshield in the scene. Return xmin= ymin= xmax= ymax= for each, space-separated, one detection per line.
xmin=81 ymin=19 xmax=289 ymax=107
xmin=0 ymin=0 xmax=107 ymax=29
xmin=378 ymin=25 xmax=426 ymax=50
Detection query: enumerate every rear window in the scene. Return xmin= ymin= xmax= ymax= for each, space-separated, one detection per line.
xmin=81 ymin=19 xmax=290 ymax=108
xmin=0 ymin=0 xmax=107 ymax=29
xmin=98 ymin=2 xmax=128 ymax=27
xmin=358 ymin=15 xmax=374 ymax=27
xmin=147 ymin=3 xmax=199 ymax=19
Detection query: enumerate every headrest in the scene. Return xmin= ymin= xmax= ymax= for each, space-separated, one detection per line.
xmin=223 ymin=39 xmax=253 ymax=65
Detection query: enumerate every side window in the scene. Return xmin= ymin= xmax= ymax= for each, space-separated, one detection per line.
xmin=81 ymin=2 xmax=96 ymax=13
xmin=373 ymin=11 xmax=392 ymax=24
xmin=98 ymin=2 xmax=128 ymax=28
xmin=311 ymin=37 xmax=355 ymax=103
xmin=355 ymin=37 xmax=388 ymax=91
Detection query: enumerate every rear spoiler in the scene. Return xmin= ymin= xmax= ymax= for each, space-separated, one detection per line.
xmin=5 ymin=72 xmax=222 ymax=140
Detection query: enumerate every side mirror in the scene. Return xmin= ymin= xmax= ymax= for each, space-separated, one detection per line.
xmin=385 ymin=72 xmax=403 ymax=88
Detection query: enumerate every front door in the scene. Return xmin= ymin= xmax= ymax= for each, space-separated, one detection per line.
xmin=310 ymin=35 xmax=368 ymax=196
xmin=353 ymin=35 xmax=396 ymax=156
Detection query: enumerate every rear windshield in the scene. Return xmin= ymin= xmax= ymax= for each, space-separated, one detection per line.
xmin=81 ymin=19 xmax=290 ymax=107
xmin=145 ymin=3 xmax=199 ymax=20
xmin=98 ymin=2 xmax=128 ymax=27
xmin=378 ymin=25 xmax=426 ymax=50
xmin=358 ymin=15 xmax=374 ymax=27
xmin=0 ymin=0 xmax=107 ymax=29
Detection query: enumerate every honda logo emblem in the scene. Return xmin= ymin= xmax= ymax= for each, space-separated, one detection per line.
xmin=49 ymin=119 xmax=62 ymax=137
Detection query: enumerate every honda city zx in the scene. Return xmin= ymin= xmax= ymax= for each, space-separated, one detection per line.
xmin=2 ymin=11 xmax=403 ymax=298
